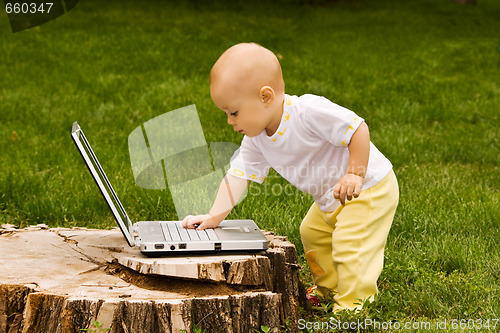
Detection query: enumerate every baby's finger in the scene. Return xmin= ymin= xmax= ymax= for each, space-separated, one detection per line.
xmin=333 ymin=183 xmax=341 ymax=199
xmin=191 ymin=220 xmax=204 ymax=229
xmin=185 ymin=217 xmax=202 ymax=229
xmin=339 ymin=184 xmax=346 ymax=205
xmin=199 ymin=218 xmax=220 ymax=230
xmin=196 ymin=222 xmax=208 ymax=230
xmin=353 ymin=184 xmax=362 ymax=198
xmin=346 ymin=185 xmax=354 ymax=202
xmin=182 ymin=215 xmax=193 ymax=228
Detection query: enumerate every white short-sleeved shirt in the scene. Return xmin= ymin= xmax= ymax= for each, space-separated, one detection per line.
xmin=228 ymin=94 xmax=393 ymax=212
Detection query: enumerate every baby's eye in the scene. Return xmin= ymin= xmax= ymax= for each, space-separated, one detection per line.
xmin=231 ymin=111 xmax=239 ymax=117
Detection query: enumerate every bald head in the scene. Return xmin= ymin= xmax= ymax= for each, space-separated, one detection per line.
xmin=209 ymin=43 xmax=286 ymax=137
xmin=210 ymin=43 xmax=285 ymax=101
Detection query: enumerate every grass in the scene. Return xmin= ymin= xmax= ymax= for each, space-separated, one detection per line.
xmin=1 ymin=0 xmax=499 ymax=331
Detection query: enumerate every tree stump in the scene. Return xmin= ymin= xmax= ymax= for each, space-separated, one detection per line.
xmin=0 ymin=224 xmax=307 ymax=333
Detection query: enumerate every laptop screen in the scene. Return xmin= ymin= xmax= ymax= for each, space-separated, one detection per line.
xmin=71 ymin=122 xmax=135 ymax=247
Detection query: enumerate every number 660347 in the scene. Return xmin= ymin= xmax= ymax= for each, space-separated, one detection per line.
xmin=5 ymin=2 xmax=53 ymax=14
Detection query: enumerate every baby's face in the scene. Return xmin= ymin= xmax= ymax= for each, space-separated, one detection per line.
xmin=211 ymin=80 xmax=273 ymax=137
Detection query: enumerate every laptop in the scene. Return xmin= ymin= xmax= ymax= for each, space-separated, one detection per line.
xmin=71 ymin=121 xmax=268 ymax=256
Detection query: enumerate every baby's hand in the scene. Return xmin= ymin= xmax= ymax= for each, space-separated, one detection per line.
xmin=333 ymin=173 xmax=364 ymax=205
xmin=182 ymin=214 xmax=221 ymax=230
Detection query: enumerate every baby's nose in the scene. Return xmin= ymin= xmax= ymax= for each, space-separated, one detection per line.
xmin=227 ymin=117 xmax=236 ymax=125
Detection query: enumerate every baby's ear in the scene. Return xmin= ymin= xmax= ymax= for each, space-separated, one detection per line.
xmin=259 ymin=86 xmax=275 ymax=104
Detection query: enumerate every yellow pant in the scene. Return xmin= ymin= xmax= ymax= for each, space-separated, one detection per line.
xmin=300 ymin=170 xmax=399 ymax=311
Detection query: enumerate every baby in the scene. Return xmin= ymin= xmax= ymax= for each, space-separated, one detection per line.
xmin=182 ymin=43 xmax=399 ymax=311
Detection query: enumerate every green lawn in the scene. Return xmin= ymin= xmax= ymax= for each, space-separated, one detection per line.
xmin=1 ymin=0 xmax=499 ymax=331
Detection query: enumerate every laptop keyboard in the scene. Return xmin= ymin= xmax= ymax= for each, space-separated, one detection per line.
xmin=160 ymin=221 xmax=219 ymax=241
